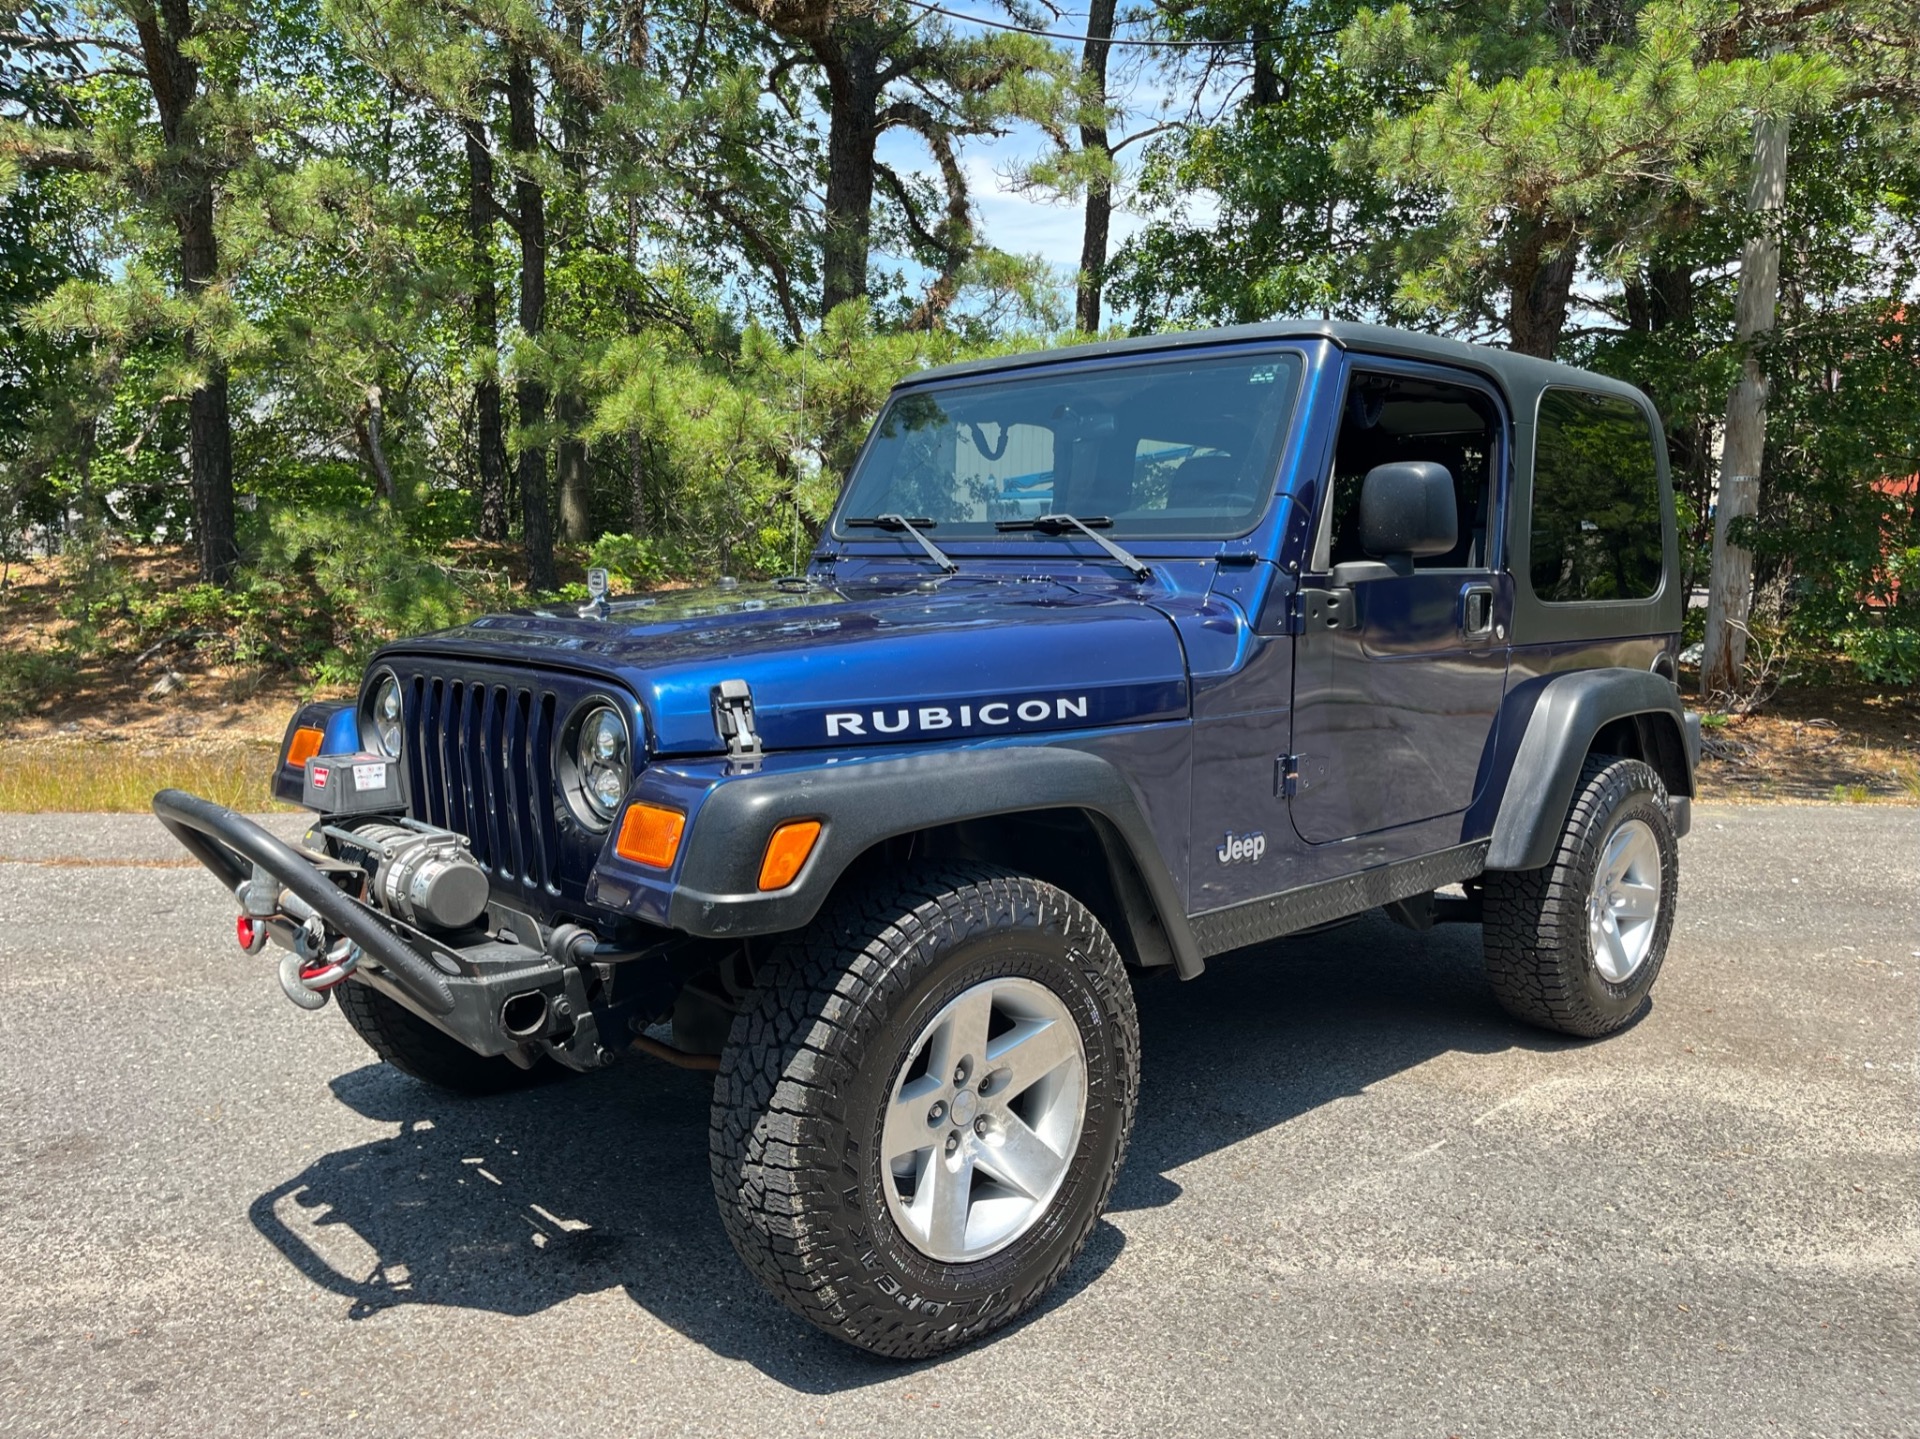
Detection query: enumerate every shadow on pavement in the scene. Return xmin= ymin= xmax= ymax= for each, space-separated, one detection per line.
xmin=250 ymin=911 xmax=1563 ymax=1390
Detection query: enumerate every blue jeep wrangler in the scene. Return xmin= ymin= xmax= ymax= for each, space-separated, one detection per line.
xmin=158 ymin=321 xmax=1698 ymax=1357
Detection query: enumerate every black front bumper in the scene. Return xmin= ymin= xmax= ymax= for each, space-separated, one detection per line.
xmin=153 ymin=790 xmax=595 ymax=1062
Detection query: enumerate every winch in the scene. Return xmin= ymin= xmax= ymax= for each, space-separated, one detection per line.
xmin=336 ymin=820 xmax=491 ymax=931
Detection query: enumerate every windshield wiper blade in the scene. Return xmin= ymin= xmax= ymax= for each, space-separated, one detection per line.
xmin=845 ymin=514 xmax=957 ymax=574
xmin=994 ymin=513 xmax=1151 ymax=581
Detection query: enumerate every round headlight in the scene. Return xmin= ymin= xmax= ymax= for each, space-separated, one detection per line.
xmin=364 ymin=672 xmax=404 ymax=758
xmin=573 ymin=703 xmax=630 ymax=823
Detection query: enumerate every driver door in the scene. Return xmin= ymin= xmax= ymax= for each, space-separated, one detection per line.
xmin=1288 ymin=361 xmax=1513 ymax=846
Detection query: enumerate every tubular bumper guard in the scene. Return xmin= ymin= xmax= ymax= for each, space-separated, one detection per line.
xmin=153 ymin=789 xmax=571 ymax=1057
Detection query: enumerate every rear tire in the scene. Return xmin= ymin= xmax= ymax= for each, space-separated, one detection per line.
xmin=710 ymin=862 xmax=1140 ymax=1357
xmin=1482 ymin=755 xmax=1679 ymax=1038
xmin=337 ymin=980 xmax=554 ymax=1095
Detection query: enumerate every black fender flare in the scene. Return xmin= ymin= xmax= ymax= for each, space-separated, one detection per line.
xmin=663 ymin=744 xmax=1205 ymax=977
xmin=1478 ymin=668 xmax=1697 ymax=873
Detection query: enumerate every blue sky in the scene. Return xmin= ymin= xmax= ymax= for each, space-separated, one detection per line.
xmin=865 ymin=2 xmax=1221 ymax=292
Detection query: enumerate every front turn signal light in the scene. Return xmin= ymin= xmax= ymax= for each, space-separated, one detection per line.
xmin=285 ymin=725 xmax=325 ymax=768
xmin=616 ymin=803 xmax=686 ymax=870
xmin=758 ymin=820 xmax=823 ymax=891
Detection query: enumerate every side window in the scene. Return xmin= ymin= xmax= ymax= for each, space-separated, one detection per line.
xmin=1319 ymin=371 xmax=1502 ymax=571
xmin=1529 ymin=390 xmax=1664 ymax=602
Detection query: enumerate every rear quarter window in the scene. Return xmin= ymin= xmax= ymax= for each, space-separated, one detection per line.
xmin=1529 ymin=389 xmax=1664 ymax=602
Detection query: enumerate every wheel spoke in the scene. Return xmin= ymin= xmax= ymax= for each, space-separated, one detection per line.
xmin=1621 ymin=826 xmax=1660 ymax=880
xmin=882 ymin=1073 xmax=943 ymax=1166
xmin=1601 ymin=920 xmax=1632 ymax=981
xmin=1614 ymin=879 xmax=1660 ymax=920
xmin=936 ymin=985 xmax=995 ymax=1079
xmin=989 ymin=1014 xmax=1077 ymax=1098
xmin=976 ymin=1114 xmax=1065 ymax=1200
xmin=1603 ymin=832 xmax=1634 ymax=885
xmin=919 ymin=1150 xmax=974 ymax=1255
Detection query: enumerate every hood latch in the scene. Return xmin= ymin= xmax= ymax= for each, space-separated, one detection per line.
xmin=711 ymin=679 xmax=763 ymax=759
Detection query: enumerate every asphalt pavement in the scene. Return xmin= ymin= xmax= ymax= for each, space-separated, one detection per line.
xmin=1 ymin=804 xmax=1914 ymax=1438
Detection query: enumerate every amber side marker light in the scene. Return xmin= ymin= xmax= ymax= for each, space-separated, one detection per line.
xmin=617 ymin=803 xmax=686 ymax=870
xmin=758 ymin=820 xmax=823 ymax=892
xmin=285 ymin=726 xmax=325 ymax=768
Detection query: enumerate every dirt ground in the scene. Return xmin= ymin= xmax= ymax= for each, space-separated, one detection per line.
xmin=1690 ymin=681 xmax=1920 ymax=804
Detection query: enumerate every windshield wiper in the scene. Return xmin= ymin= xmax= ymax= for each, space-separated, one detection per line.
xmin=845 ymin=514 xmax=957 ymax=574
xmin=994 ymin=513 xmax=1151 ymax=581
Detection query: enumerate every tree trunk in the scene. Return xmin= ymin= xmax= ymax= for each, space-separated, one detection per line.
xmin=134 ymin=6 xmax=237 ymax=584
xmin=1506 ymin=217 xmax=1578 ymax=359
xmin=1703 ymin=115 xmax=1790 ymax=696
xmin=554 ymin=2 xmax=593 ymax=543
xmin=362 ymin=385 xmax=396 ymax=502
xmin=556 ymin=395 xmax=591 ymax=541
xmin=620 ymin=0 xmax=649 ymax=545
xmin=180 ymin=187 xmax=238 ymax=584
xmin=508 ymin=54 xmax=556 ymax=591
xmin=465 ymin=118 xmax=509 ymax=543
xmin=819 ymin=35 xmax=883 ymax=317
xmin=1074 ymin=0 xmax=1117 ymax=334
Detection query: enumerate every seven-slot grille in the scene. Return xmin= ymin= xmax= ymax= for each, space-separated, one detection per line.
xmin=399 ymin=671 xmax=566 ymax=899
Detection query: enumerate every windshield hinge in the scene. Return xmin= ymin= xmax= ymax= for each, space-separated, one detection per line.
xmin=711 ymin=679 xmax=763 ymax=758
xmin=1289 ymin=585 xmax=1357 ymax=634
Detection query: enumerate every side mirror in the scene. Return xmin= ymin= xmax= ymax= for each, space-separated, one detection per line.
xmin=1360 ymin=461 xmax=1457 ymax=572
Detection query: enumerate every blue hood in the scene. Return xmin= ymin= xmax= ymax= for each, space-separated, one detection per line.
xmin=379 ymin=577 xmax=1191 ymax=756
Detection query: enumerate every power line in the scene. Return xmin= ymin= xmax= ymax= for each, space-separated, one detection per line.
xmin=899 ymin=0 xmax=1246 ymax=48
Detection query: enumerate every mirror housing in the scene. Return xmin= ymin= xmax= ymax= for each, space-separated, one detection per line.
xmin=1360 ymin=461 xmax=1457 ymax=572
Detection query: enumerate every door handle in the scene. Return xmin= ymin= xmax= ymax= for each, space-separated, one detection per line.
xmin=1459 ymin=582 xmax=1496 ymax=640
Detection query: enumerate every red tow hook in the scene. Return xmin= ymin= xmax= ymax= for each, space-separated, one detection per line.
xmin=297 ymin=943 xmax=359 ymax=993
xmin=236 ymin=914 xmax=270 ymax=955
xmin=275 ymin=933 xmax=360 ymax=1012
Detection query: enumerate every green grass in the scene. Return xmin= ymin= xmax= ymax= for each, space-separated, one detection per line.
xmin=0 ymin=741 xmax=289 ymax=812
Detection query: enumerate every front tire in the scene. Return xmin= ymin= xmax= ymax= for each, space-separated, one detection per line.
xmin=1482 ymin=755 xmax=1680 ymax=1038
xmin=710 ymin=863 xmax=1140 ymax=1358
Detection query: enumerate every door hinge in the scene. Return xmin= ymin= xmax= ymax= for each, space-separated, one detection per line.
xmin=711 ymin=679 xmax=763 ymax=758
xmin=1277 ymin=754 xmax=1302 ymax=798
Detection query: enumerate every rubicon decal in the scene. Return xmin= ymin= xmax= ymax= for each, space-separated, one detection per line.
xmin=825 ymin=695 xmax=1090 ymax=738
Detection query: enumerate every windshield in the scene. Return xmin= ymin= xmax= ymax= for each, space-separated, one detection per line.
xmin=836 ymin=349 xmax=1305 ymax=540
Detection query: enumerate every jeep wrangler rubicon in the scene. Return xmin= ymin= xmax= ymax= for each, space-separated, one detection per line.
xmin=157 ymin=320 xmax=1698 ymax=1358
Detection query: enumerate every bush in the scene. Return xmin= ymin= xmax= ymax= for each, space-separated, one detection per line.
xmin=585 ymin=532 xmax=665 ymax=588
xmin=1839 ymin=623 xmax=1920 ymax=686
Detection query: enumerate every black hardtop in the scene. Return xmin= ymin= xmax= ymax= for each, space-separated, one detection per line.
xmin=901 ymin=319 xmax=1650 ymax=408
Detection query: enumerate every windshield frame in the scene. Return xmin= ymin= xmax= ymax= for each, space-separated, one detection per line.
xmin=830 ymin=342 xmax=1310 ymax=549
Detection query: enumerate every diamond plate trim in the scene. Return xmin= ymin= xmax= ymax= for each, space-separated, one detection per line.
xmin=1190 ymin=841 xmax=1489 ymax=959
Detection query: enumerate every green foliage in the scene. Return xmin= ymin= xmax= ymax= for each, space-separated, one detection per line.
xmin=0 ymin=0 xmax=1915 ymax=708
xmin=1839 ymin=625 xmax=1920 ymax=687
xmin=585 ymin=532 xmax=665 ymax=587
xmin=249 ymin=506 xmax=499 ymax=670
